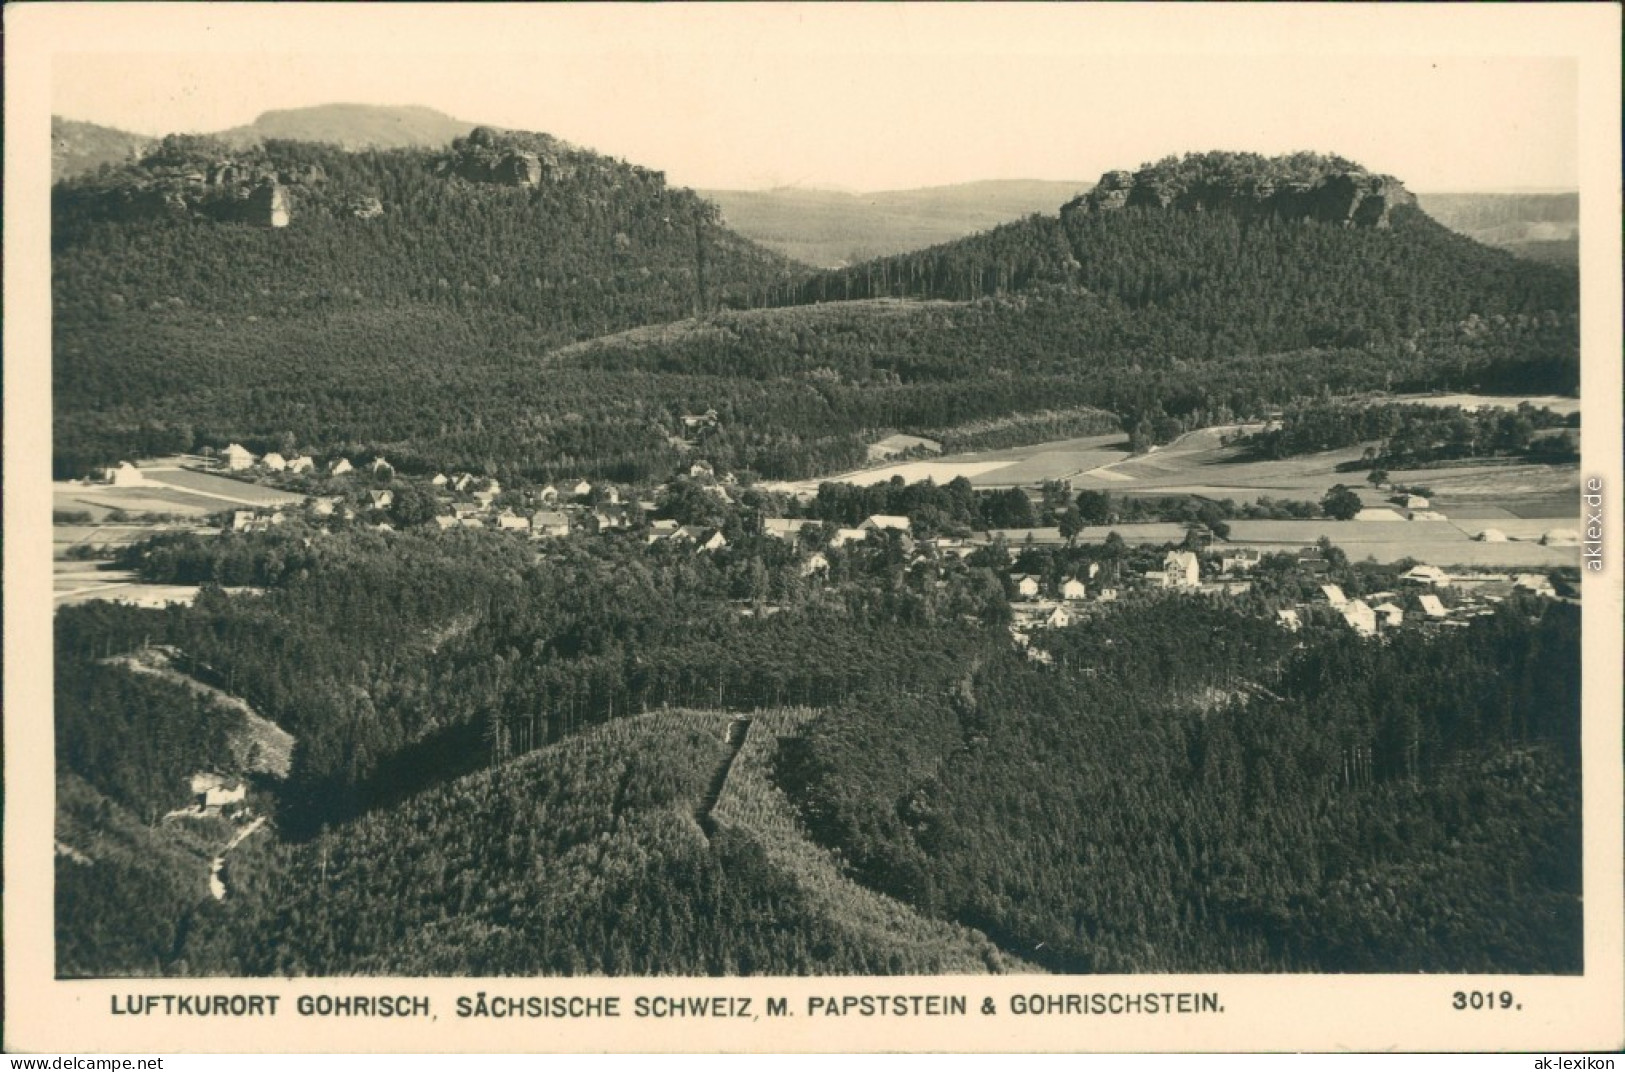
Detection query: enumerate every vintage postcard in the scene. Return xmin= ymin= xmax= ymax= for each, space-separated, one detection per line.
xmin=5 ymin=2 xmax=1621 ymax=1055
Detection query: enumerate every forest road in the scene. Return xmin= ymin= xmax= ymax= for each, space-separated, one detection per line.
xmin=695 ymin=717 xmax=752 ymax=840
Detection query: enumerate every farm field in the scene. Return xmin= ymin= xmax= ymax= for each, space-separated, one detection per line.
xmin=1381 ymin=392 xmax=1581 ymax=416
xmin=139 ymin=466 xmax=304 ymax=506
xmin=54 ymin=520 xmax=226 ymax=608
xmin=53 ymin=484 xmax=232 ymax=520
xmin=54 ymin=561 xmax=204 ymax=608
xmin=1221 ymin=519 xmax=1579 ymax=568
xmin=807 ymin=423 xmax=1582 ymax=528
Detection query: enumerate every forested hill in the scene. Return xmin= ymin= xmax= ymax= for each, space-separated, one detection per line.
xmin=775 ymin=152 xmax=1574 ymax=317
xmin=52 ymin=127 xmax=805 ymax=476
xmin=53 ymin=147 xmax=1577 ymax=481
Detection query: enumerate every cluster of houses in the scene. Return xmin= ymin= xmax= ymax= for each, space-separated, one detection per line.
xmin=1275 ymin=561 xmax=1559 ymax=638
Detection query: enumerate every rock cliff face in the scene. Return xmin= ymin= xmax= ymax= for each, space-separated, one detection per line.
xmin=446 ymin=126 xmax=570 ymax=187
xmin=1062 ymin=152 xmax=1417 ymax=229
xmin=59 ymin=136 xmax=323 ymax=227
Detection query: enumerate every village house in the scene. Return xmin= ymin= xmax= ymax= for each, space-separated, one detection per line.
xmin=1400 ymin=564 xmax=1451 ymax=587
xmin=370 ymin=457 xmax=394 ymax=475
xmin=570 ymin=480 xmax=593 ymax=498
xmin=224 ymin=443 xmax=257 ymax=471
xmin=1372 ymin=602 xmax=1406 ymax=628
xmin=681 ymin=409 xmax=720 ymax=432
xmin=862 ymin=514 xmax=912 ymax=535
xmin=1319 ymin=583 xmax=1348 ymax=607
xmin=530 ymin=511 xmax=571 ymax=539
xmin=1011 ymin=574 xmax=1042 ymax=600
xmin=496 ymin=510 xmax=531 ymax=533
xmin=259 ymin=452 xmax=287 ymax=472
xmin=433 ymin=515 xmax=458 ymax=531
xmin=829 ymin=528 xmax=870 ymax=549
xmin=310 ymin=496 xmax=340 ymax=518
xmin=1513 ymin=573 xmax=1557 ymax=598
xmin=1061 ymin=578 xmax=1089 ymax=601
xmin=451 ymin=499 xmax=482 ymax=519
xmin=592 ymin=504 xmax=634 ymax=532
xmin=229 ymin=510 xmax=256 ymax=532
xmin=1418 ymin=593 xmax=1449 ymax=619
xmin=763 ymin=518 xmax=814 ymax=542
xmin=800 ymin=552 xmax=830 ymax=578
xmin=431 ymin=473 xmax=448 ymax=487
xmin=1162 ymin=550 xmax=1200 ymax=588
xmin=451 ymin=473 xmax=476 ymax=493
xmin=1340 ymin=599 xmax=1378 ymax=637
xmin=368 ymin=489 xmax=394 ymax=510
xmin=1276 ymin=608 xmax=1302 ymax=632
xmin=648 ymin=518 xmax=681 ymax=536
xmin=287 ymin=456 xmax=315 ymax=474
xmin=538 ymin=484 xmax=559 ymax=503
xmin=1093 ymin=587 xmax=1119 ymax=603
xmin=689 ymin=460 xmax=716 ymax=481
xmin=1219 ymin=548 xmax=1261 ymax=574
xmin=329 ymin=457 xmax=353 ymax=476
xmin=670 ymin=526 xmax=726 ymax=551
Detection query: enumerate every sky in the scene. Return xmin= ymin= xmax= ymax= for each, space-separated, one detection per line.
xmin=45 ymin=5 xmax=1581 ymax=193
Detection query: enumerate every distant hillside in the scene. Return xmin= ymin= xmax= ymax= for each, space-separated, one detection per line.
xmin=52 ymin=146 xmax=1577 ymax=484
xmin=1415 ymin=192 xmax=1578 ymax=266
xmin=51 ymin=126 xmax=805 ymax=478
xmin=52 ymin=117 xmax=153 ymax=182
xmin=707 ymin=179 xmax=1581 ymax=270
xmin=215 ymin=103 xmax=479 ymax=150
xmin=701 ymin=180 xmax=1089 ymax=267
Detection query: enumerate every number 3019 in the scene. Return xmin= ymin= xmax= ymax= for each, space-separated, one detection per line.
xmin=1453 ymin=990 xmax=1517 ymax=1010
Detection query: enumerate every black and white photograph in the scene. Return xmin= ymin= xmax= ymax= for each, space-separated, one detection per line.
xmin=6 ymin=2 xmax=1622 ymax=1055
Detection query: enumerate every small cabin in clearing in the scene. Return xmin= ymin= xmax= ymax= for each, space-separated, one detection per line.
xmin=190 ymin=773 xmax=246 ymax=810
